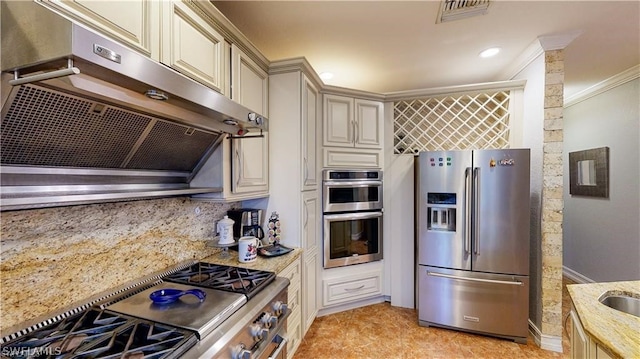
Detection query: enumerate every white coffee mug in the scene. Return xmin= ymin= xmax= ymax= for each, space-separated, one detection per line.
xmin=238 ymin=236 xmax=259 ymax=263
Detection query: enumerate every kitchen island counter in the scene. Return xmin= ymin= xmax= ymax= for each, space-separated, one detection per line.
xmin=567 ymin=280 xmax=640 ymax=359
xmin=201 ymin=246 xmax=302 ymax=275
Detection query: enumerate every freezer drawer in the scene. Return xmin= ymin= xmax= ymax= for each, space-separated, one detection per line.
xmin=417 ymin=266 xmax=529 ymax=342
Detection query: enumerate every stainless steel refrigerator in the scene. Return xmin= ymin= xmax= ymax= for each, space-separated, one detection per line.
xmin=415 ymin=149 xmax=530 ymax=343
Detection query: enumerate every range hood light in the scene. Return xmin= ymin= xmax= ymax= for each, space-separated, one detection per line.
xmin=223 ymin=119 xmax=238 ymax=126
xmin=145 ymin=89 xmax=169 ymax=100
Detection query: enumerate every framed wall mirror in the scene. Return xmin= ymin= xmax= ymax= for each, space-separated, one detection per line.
xmin=568 ymin=147 xmax=609 ymax=198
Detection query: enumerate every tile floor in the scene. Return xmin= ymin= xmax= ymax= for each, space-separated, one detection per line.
xmin=293 ymin=277 xmax=575 ymax=359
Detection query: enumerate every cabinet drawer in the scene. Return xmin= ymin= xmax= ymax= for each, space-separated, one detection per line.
xmin=287 ymin=284 xmax=301 ymax=314
xmin=286 ymin=309 xmax=302 ymax=359
xmin=323 ymin=271 xmax=382 ymax=306
xmin=323 ymin=148 xmax=381 ymax=168
xmin=279 ymin=260 xmax=301 ymax=288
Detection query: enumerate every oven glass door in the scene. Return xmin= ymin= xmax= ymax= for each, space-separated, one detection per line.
xmin=323 ymin=181 xmax=383 ymax=212
xmin=323 ymin=211 xmax=383 ymax=268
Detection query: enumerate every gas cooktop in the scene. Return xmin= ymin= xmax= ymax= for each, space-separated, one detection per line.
xmin=1 ymin=262 xmax=285 ymax=359
xmin=1 ymin=307 xmax=196 ymax=359
xmin=162 ymin=262 xmax=276 ymax=299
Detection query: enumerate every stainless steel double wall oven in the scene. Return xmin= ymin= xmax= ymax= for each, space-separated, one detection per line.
xmin=322 ymin=169 xmax=383 ymax=268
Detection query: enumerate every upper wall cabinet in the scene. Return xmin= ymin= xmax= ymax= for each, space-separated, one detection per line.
xmin=302 ymin=75 xmax=319 ymax=190
xmin=230 ymin=44 xmax=269 ymax=195
xmin=323 ymin=94 xmax=383 ymax=149
xmin=36 ymin=0 xmax=160 ymax=59
xmin=161 ymin=1 xmax=226 ymax=94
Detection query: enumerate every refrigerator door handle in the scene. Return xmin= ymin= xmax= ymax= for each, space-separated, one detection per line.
xmin=464 ymin=167 xmax=472 ymax=254
xmin=473 ymin=167 xmax=480 ymax=255
xmin=427 ymin=271 xmax=523 ymax=286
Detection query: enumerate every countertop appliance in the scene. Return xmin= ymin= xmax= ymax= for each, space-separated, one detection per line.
xmin=227 ymin=209 xmax=265 ymax=241
xmin=1 ymin=262 xmax=290 ymax=359
xmin=415 ymin=149 xmax=530 ymax=343
xmin=322 ymin=169 xmax=383 ymax=268
xmin=0 ymin=1 xmax=268 ymax=211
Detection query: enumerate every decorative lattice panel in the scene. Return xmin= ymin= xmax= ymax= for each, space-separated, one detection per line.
xmin=393 ymin=91 xmax=511 ymax=154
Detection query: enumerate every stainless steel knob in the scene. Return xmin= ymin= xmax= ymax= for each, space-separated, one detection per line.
xmin=272 ymin=301 xmax=288 ymax=316
xmin=260 ymin=312 xmax=277 ymax=328
xmin=231 ymin=344 xmax=251 ymax=359
xmin=249 ymin=323 xmax=264 ymax=341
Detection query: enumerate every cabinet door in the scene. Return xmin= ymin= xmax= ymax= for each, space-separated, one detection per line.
xmin=354 ymin=99 xmax=383 ymax=149
xmin=231 ymin=135 xmax=269 ymax=194
xmin=323 ymin=94 xmax=354 ymax=147
xmin=301 ymin=75 xmax=319 ymax=190
xmin=570 ymin=310 xmax=588 ymax=359
xmin=302 ymin=252 xmax=319 ymax=333
xmin=302 ymin=191 xmax=318 ymax=253
xmin=231 ymin=44 xmax=268 ymax=115
xmin=38 ymin=0 xmax=159 ymax=58
xmin=162 ymin=1 xmax=225 ymax=93
xmin=230 ymin=44 xmax=269 ymax=194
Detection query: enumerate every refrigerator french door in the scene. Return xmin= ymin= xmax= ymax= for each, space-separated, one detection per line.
xmin=416 ymin=149 xmax=530 ymax=343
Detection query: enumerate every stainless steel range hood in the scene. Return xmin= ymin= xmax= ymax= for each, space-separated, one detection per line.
xmin=0 ymin=2 xmax=268 ymax=211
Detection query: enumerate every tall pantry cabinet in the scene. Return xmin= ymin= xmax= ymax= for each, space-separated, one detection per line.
xmin=267 ymin=65 xmax=321 ymax=356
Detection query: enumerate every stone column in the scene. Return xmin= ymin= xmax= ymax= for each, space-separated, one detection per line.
xmin=541 ymin=49 xmax=564 ymax=337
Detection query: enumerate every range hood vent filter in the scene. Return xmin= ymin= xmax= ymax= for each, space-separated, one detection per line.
xmin=2 ymin=85 xmax=150 ymax=168
xmin=1 ymin=84 xmax=219 ymax=172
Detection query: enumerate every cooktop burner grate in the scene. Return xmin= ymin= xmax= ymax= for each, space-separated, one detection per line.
xmin=162 ymin=262 xmax=276 ymax=299
xmin=1 ymin=308 xmax=196 ymax=359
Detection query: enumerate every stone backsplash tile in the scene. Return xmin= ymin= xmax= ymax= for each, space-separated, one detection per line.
xmin=0 ymin=197 xmax=238 ymax=333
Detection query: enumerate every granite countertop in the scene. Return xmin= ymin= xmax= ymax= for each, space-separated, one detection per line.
xmin=567 ymin=280 xmax=640 ymax=359
xmin=201 ymin=246 xmax=303 ymax=275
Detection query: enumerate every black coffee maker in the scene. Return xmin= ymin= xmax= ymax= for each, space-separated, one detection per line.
xmin=227 ymin=208 xmax=265 ymax=241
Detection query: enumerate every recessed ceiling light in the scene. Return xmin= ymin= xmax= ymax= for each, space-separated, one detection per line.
xmin=479 ymin=47 xmax=501 ymax=58
xmin=319 ymin=72 xmax=334 ymax=81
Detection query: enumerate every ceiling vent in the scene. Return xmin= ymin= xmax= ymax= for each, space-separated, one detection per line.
xmin=437 ymin=0 xmax=490 ymax=23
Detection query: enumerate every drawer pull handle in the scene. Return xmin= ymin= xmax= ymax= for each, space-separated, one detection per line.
xmin=344 ymin=285 xmax=365 ymax=292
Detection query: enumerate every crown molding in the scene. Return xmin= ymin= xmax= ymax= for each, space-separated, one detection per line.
xmin=498 ymin=39 xmax=545 ymax=81
xmin=564 ymin=64 xmax=640 ymax=108
xmin=268 ymin=57 xmax=324 ymax=88
xmin=538 ymin=30 xmax=583 ymax=51
xmin=383 ymin=79 xmax=526 ymax=101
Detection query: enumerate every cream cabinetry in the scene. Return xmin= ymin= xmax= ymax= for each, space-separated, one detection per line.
xmin=161 ymin=1 xmax=226 ymax=94
xmin=569 ymin=305 xmax=616 ymax=359
xmin=191 ymin=45 xmax=269 ymax=201
xmin=230 ymin=44 xmax=269 ymax=194
xmin=323 ymin=94 xmax=383 ymax=149
xmin=267 ymin=67 xmax=321 ymax=340
xmin=36 ymin=0 xmax=160 ymax=59
xmin=301 ymin=76 xmax=319 ymax=190
xmin=322 ymin=93 xmax=383 ymax=168
xmin=279 ymin=258 xmax=302 ymax=359
xmin=322 ymin=267 xmax=383 ymax=307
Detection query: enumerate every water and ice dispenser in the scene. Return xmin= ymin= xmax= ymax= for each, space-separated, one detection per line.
xmin=426 ymin=193 xmax=456 ymax=231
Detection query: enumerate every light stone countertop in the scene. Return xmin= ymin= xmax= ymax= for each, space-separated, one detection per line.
xmin=201 ymin=246 xmax=303 ymax=275
xmin=567 ymin=281 xmax=640 ymax=359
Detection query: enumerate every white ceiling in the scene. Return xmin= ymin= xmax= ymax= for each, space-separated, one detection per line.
xmin=211 ymin=0 xmax=639 ymax=99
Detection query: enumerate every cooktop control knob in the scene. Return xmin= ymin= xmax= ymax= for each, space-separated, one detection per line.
xmin=249 ymin=323 xmax=266 ymax=341
xmin=231 ymin=344 xmax=251 ymax=359
xmin=260 ymin=312 xmax=277 ymax=328
xmin=272 ymin=301 xmax=288 ymax=316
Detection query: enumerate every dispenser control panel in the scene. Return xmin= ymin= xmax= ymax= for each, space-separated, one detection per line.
xmin=427 ymin=192 xmax=456 ymax=231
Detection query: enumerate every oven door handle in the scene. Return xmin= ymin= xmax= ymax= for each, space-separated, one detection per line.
xmin=323 ymin=211 xmax=383 ymax=220
xmin=323 ymin=180 xmax=382 ymax=187
xmin=267 ymin=334 xmax=288 ymax=359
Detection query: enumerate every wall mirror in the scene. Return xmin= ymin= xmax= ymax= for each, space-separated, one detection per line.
xmin=569 ymin=147 xmax=609 ymax=198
